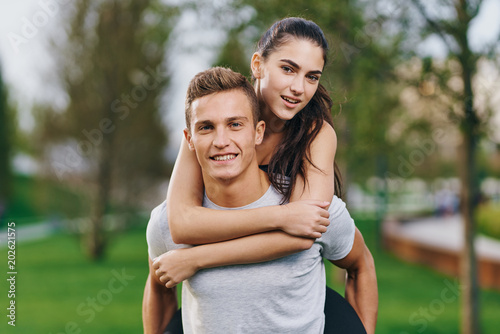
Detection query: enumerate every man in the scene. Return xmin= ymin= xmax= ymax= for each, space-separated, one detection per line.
xmin=143 ymin=67 xmax=377 ymax=334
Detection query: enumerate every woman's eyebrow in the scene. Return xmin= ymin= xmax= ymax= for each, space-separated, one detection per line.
xmin=280 ymin=59 xmax=322 ymax=75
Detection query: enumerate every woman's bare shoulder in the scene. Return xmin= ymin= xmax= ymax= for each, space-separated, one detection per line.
xmin=312 ymin=121 xmax=337 ymax=147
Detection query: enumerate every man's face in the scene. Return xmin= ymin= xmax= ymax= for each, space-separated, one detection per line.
xmin=184 ymin=89 xmax=265 ymax=183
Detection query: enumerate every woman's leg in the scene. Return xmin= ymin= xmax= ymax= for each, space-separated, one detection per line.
xmin=324 ymin=286 xmax=367 ymax=334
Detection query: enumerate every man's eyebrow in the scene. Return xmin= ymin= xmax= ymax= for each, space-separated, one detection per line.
xmin=194 ymin=119 xmax=213 ymax=127
xmin=226 ymin=116 xmax=249 ymax=122
xmin=194 ymin=116 xmax=249 ymax=127
xmin=280 ymin=59 xmax=323 ymax=75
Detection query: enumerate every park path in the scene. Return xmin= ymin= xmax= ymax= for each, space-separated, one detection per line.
xmin=384 ymin=214 xmax=500 ymax=261
xmin=0 ymin=221 xmax=58 ymax=246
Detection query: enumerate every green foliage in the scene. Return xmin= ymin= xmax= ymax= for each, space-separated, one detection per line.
xmin=1 ymin=174 xmax=89 ymax=225
xmin=213 ymin=29 xmax=252 ymax=78
xmin=0 ymin=66 xmax=15 ymax=205
xmin=477 ymin=202 xmax=500 ymax=241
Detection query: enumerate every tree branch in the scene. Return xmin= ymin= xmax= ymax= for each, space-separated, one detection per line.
xmin=409 ymin=0 xmax=457 ymax=53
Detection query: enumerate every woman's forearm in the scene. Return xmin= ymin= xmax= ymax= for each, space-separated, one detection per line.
xmin=194 ymin=231 xmax=313 ymax=268
xmin=154 ymin=231 xmax=314 ymax=288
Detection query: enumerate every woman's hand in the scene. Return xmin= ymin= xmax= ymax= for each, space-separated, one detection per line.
xmin=280 ymin=200 xmax=330 ymax=239
xmin=152 ymin=249 xmax=199 ymax=288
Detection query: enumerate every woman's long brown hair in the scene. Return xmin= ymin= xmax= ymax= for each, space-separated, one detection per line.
xmin=256 ymin=17 xmax=343 ymax=203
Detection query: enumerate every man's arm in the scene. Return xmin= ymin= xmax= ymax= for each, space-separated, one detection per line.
xmin=143 ymin=256 xmax=178 ymax=334
xmin=330 ymin=228 xmax=378 ymax=334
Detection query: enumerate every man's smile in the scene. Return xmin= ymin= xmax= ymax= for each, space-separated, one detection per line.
xmin=210 ymin=154 xmax=238 ymax=162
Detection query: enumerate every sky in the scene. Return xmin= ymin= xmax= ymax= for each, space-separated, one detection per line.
xmin=0 ymin=0 xmax=499 ymax=160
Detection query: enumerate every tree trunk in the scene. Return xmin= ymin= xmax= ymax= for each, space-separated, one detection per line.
xmin=459 ymin=41 xmax=480 ymax=334
xmin=460 ymin=129 xmax=480 ymax=334
xmin=86 ymin=139 xmax=113 ymax=261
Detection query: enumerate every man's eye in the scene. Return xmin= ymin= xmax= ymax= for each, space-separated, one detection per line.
xmin=200 ymin=125 xmax=212 ymax=131
xmin=230 ymin=122 xmax=242 ymax=128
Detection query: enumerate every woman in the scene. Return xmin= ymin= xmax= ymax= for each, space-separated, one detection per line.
xmin=157 ymin=17 xmax=374 ymax=333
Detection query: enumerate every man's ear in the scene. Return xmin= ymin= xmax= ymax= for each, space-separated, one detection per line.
xmin=251 ymin=52 xmax=263 ymax=79
xmin=183 ymin=128 xmax=195 ymax=151
xmin=255 ymin=120 xmax=265 ymax=145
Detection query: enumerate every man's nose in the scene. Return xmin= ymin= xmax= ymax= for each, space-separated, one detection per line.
xmin=213 ymin=128 xmax=230 ymax=148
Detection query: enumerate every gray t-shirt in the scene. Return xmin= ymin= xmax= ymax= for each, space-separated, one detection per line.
xmin=146 ymin=186 xmax=355 ymax=334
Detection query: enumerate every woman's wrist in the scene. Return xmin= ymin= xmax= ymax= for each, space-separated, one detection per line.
xmin=274 ymin=204 xmax=288 ymax=232
xmin=190 ymin=246 xmax=210 ymax=270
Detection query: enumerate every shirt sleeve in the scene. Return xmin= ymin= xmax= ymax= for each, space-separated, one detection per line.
xmin=146 ymin=201 xmax=169 ymax=260
xmin=146 ymin=200 xmax=191 ymax=260
xmin=317 ymin=195 xmax=356 ymax=261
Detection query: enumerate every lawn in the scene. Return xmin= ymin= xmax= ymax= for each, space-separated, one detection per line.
xmin=0 ymin=227 xmax=151 ymax=333
xmin=1 ymin=216 xmax=499 ymax=333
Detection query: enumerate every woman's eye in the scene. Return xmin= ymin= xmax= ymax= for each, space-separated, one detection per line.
xmin=307 ymin=75 xmax=319 ymax=81
xmin=281 ymin=66 xmax=293 ymax=73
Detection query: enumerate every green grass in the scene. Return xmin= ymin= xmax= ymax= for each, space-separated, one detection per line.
xmin=326 ymin=215 xmax=500 ymax=333
xmin=0 ymin=227 xmax=150 ymax=333
xmin=1 ymin=216 xmax=499 ymax=333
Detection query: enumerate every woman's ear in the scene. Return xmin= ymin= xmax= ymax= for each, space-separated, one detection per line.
xmin=251 ymin=52 xmax=263 ymax=79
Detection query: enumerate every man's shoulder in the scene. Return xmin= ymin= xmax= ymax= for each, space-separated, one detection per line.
xmin=146 ymin=200 xmax=187 ymax=258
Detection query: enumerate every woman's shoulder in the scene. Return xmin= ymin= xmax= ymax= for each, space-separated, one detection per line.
xmin=310 ymin=121 xmax=337 ymax=147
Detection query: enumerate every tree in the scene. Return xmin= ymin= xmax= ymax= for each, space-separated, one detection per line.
xmin=0 ymin=64 xmax=15 ymax=219
xmin=39 ymin=0 xmax=177 ymax=260
xmin=401 ymin=0 xmax=499 ymax=332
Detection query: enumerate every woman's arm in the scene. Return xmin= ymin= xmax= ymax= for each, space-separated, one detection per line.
xmin=153 ymin=231 xmax=314 ymax=288
xmin=290 ymin=122 xmax=338 ymax=204
xmin=166 ymin=136 xmax=330 ymax=244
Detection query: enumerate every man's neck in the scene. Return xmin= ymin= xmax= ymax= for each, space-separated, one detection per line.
xmin=203 ymin=167 xmax=270 ymax=208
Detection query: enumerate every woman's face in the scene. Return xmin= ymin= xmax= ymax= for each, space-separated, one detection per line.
xmin=252 ymin=38 xmax=325 ymax=124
